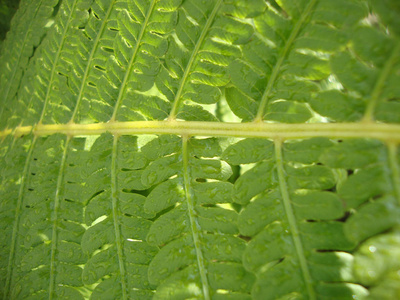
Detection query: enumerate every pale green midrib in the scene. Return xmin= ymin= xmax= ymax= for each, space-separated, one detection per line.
xmin=274 ymin=140 xmax=316 ymax=300
xmin=110 ymin=0 xmax=157 ymax=121
xmin=70 ymin=0 xmax=116 ymax=123
xmin=0 ymin=0 xmax=44 ymax=122
xmin=255 ymin=0 xmax=318 ymax=121
xmin=2 ymin=121 xmax=400 ymax=142
xmin=48 ymin=136 xmax=70 ymax=300
xmin=388 ymin=142 xmax=400 ymax=206
xmin=362 ymin=42 xmax=400 ymax=123
xmin=38 ymin=0 xmax=80 ymax=123
xmin=168 ymin=0 xmax=223 ymax=120
xmin=111 ymin=135 xmax=128 ymax=300
xmin=3 ymin=136 xmax=37 ymax=300
xmin=182 ymin=136 xmax=210 ymax=300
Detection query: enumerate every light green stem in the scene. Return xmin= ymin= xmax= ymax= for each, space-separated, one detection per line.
xmin=49 ymin=137 xmax=70 ymax=299
xmin=182 ymin=136 xmax=210 ymax=300
xmin=275 ymin=140 xmax=316 ymax=300
xmin=1 ymin=121 xmax=399 ymax=142
xmin=111 ymin=135 xmax=128 ymax=299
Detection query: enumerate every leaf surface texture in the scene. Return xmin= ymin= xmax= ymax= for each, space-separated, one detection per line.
xmin=0 ymin=0 xmax=399 ymax=299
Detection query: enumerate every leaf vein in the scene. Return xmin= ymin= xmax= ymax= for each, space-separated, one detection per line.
xmin=0 ymin=1 xmax=45 ymax=123
xmin=111 ymin=0 xmax=158 ymax=121
xmin=182 ymin=136 xmax=210 ymax=300
xmin=111 ymin=135 xmax=128 ymax=299
xmin=274 ymin=139 xmax=316 ymax=300
xmin=3 ymin=136 xmax=37 ymax=299
xmin=362 ymin=42 xmax=400 ymax=122
xmin=70 ymin=0 xmax=117 ymax=122
xmin=168 ymin=0 xmax=224 ymax=120
xmin=39 ymin=0 xmax=81 ymax=123
xmin=388 ymin=142 xmax=400 ymax=206
xmin=255 ymin=0 xmax=318 ymax=121
xmin=48 ymin=136 xmax=70 ymax=299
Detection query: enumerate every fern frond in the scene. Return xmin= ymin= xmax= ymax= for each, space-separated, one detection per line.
xmin=223 ymin=137 xmax=375 ymax=299
xmin=154 ymin=0 xmax=263 ymax=121
xmin=6 ymin=135 xmax=86 ymax=299
xmin=311 ymin=1 xmax=400 ymax=123
xmin=79 ymin=133 xmax=157 ymax=299
xmin=0 ymin=0 xmax=60 ymax=129
xmin=226 ymin=0 xmax=367 ymax=122
xmin=0 ymin=135 xmax=31 ymax=296
xmin=0 ymin=0 xmax=399 ymax=299
xmin=90 ymin=0 xmax=182 ymax=123
xmin=353 ymin=229 xmax=400 ymax=299
xmin=140 ymin=135 xmax=254 ymax=299
xmin=321 ymin=139 xmax=399 ymax=244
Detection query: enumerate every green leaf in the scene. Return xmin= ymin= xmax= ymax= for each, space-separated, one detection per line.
xmin=0 ymin=0 xmax=399 ymax=299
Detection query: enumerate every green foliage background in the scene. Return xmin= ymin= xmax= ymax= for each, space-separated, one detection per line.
xmin=0 ymin=0 xmax=399 ymax=299
xmin=0 ymin=0 xmax=20 ymax=43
